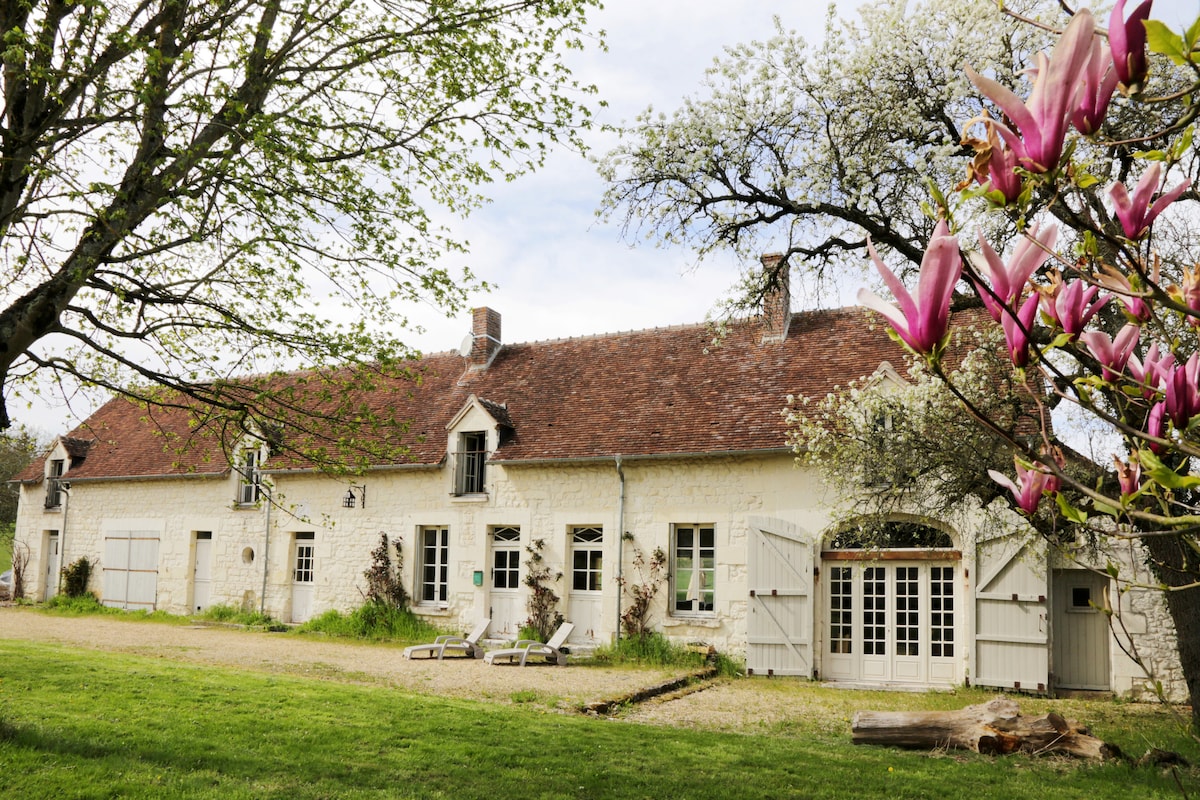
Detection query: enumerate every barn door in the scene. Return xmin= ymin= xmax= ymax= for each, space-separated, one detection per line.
xmin=974 ymin=531 xmax=1048 ymax=692
xmin=746 ymin=517 xmax=813 ymax=677
xmin=102 ymin=530 xmax=160 ymax=611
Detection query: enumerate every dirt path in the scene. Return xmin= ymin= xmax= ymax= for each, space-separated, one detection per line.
xmin=0 ymin=607 xmax=683 ymax=710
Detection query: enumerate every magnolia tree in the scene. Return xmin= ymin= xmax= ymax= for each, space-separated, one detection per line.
xmin=838 ymin=3 xmax=1200 ymax=725
xmin=0 ymin=0 xmax=600 ymax=465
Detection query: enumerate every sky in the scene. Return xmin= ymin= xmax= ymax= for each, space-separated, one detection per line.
xmin=19 ymin=0 xmax=1200 ymax=437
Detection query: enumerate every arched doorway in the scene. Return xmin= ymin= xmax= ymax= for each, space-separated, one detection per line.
xmin=821 ymin=520 xmax=961 ymax=686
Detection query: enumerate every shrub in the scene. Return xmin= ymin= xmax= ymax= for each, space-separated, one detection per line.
xmin=196 ymin=604 xmax=277 ymax=627
xmin=590 ymin=632 xmax=742 ymax=677
xmin=45 ymin=594 xmax=108 ymax=615
xmin=616 ymin=537 xmax=668 ymax=639
xmin=296 ymin=604 xmax=441 ymax=642
xmin=60 ymin=557 xmax=93 ymax=598
xmin=362 ymin=532 xmax=408 ymax=609
xmin=521 ymin=538 xmax=563 ymax=642
xmin=10 ymin=541 xmax=29 ymax=599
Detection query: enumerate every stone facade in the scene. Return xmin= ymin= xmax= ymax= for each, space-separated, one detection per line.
xmin=9 ymin=304 xmax=1187 ymax=699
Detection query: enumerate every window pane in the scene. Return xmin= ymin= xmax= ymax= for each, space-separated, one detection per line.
xmin=673 ymin=525 xmax=714 ymax=613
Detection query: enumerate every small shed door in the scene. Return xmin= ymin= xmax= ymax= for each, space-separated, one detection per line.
xmin=102 ymin=530 xmax=160 ymax=611
xmin=1052 ymin=569 xmax=1111 ymax=691
xmin=974 ymin=532 xmax=1048 ymax=692
xmin=746 ymin=518 xmax=813 ymax=677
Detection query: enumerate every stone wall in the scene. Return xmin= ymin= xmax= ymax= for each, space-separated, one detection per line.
xmin=12 ymin=441 xmax=1187 ymax=701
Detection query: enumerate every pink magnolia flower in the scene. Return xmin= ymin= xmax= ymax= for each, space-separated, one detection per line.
xmin=960 ymin=115 xmax=1024 ymax=204
xmin=1128 ymin=342 xmax=1175 ymax=398
xmin=1110 ymin=0 xmax=1153 ymax=93
xmin=989 ymin=458 xmax=1057 ymax=514
xmin=858 ymin=220 xmax=962 ymax=357
xmin=1109 ymin=162 xmax=1190 ymax=239
xmin=973 ymin=223 xmax=1058 ymax=322
xmin=1169 ymin=266 xmax=1200 ymax=327
xmin=1043 ymin=446 xmax=1067 ymax=496
xmin=1079 ymin=323 xmax=1140 ymax=382
xmin=1001 ymin=292 xmax=1041 ymax=368
xmin=1072 ymin=37 xmax=1119 ymax=135
xmin=1165 ymin=353 xmax=1200 ymax=429
xmin=1147 ymin=401 xmax=1167 ymax=453
xmin=1113 ymin=454 xmax=1141 ymax=497
xmin=1038 ymin=273 xmax=1110 ymax=338
xmin=1097 ymin=264 xmax=1153 ymax=322
xmin=966 ymin=10 xmax=1096 ymax=173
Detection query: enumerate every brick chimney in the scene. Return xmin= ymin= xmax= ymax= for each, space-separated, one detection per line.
xmin=467 ymin=307 xmax=502 ymax=368
xmin=760 ymin=253 xmax=791 ymax=343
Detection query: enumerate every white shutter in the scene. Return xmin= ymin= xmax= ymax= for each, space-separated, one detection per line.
xmin=746 ymin=517 xmax=813 ymax=677
xmin=102 ymin=531 xmax=160 ymax=611
xmin=974 ymin=530 xmax=1048 ymax=692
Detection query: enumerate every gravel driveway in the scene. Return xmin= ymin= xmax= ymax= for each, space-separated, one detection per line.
xmin=0 ymin=606 xmax=687 ymax=711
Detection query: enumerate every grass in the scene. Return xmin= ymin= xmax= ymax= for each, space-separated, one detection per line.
xmin=588 ymin=632 xmax=742 ymax=676
xmin=0 ymin=640 xmax=1196 ymax=799
xmin=295 ymin=603 xmax=444 ymax=641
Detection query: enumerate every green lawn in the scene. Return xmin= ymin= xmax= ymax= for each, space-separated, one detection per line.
xmin=0 ymin=641 xmax=1196 ymax=799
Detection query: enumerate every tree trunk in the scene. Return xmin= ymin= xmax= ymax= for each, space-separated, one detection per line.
xmin=1142 ymin=534 xmax=1200 ymax=732
xmin=851 ymin=697 xmax=1120 ymax=759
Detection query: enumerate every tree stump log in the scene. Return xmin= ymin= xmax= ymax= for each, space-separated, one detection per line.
xmin=851 ymin=697 xmax=1121 ymax=760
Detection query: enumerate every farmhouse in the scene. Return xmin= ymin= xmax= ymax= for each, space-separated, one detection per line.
xmin=10 ymin=267 xmax=1181 ymax=698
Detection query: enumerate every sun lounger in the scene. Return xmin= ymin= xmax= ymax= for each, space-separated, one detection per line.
xmin=483 ymin=621 xmax=574 ymax=666
xmin=402 ymin=618 xmax=490 ymax=660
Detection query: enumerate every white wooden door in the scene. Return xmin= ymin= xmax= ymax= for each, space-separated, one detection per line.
xmin=746 ymin=518 xmax=813 ymax=677
xmin=568 ymin=527 xmax=604 ymax=643
xmin=822 ymin=562 xmax=959 ymax=685
xmin=291 ymin=533 xmax=315 ymax=623
xmin=192 ymin=532 xmax=213 ymax=613
xmin=1052 ymin=569 xmax=1111 ymax=691
xmin=974 ymin=532 xmax=1049 ymax=692
xmin=43 ymin=533 xmax=60 ymax=601
xmin=489 ymin=527 xmax=522 ymax=636
xmin=102 ymin=530 xmax=160 ymax=610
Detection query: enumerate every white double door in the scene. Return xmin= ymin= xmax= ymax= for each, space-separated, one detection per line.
xmin=823 ymin=560 xmax=958 ymax=685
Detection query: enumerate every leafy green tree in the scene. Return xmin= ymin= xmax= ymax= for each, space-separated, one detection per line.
xmin=0 ymin=0 xmax=601 ymax=460
xmin=0 ymin=426 xmax=42 ymax=525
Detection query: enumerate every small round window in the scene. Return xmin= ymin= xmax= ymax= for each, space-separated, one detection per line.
xmin=242 ymin=547 xmax=255 ymax=564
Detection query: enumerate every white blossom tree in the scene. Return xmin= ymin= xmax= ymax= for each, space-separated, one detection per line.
xmin=603 ymin=0 xmax=1200 ymax=726
xmin=599 ymin=0 xmax=1057 ymax=310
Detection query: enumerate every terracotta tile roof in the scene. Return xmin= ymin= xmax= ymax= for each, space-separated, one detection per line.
xmin=19 ymin=307 xmax=929 ymax=480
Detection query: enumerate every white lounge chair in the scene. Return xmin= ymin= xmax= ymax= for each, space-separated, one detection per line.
xmin=483 ymin=621 xmax=575 ymax=666
xmin=402 ymin=618 xmax=490 ymax=660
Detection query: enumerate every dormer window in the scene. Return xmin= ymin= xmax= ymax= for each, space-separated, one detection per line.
xmin=44 ymin=459 xmax=65 ymax=509
xmin=453 ymin=431 xmax=487 ymax=495
xmin=237 ymin=449 xmax=262 ymax=505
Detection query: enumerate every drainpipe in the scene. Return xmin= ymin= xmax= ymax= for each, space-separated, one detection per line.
xmin=56 ymin=482 xmax=72 ymax=596
xmin=261 ymin=485 xmax=272 ymax=616
xmin=615 ymin=455 xmax=625 ymax=643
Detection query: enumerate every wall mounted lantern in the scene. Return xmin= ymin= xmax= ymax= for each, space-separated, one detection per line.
xmin=342 ymin=484 xmax=366 ymax=509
